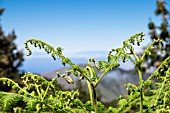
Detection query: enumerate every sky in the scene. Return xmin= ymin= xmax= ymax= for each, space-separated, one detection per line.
xmin=0 ymin=0 xmax=170 ymax=73
xmin=0 ymin=0 xmax=169 ymax=73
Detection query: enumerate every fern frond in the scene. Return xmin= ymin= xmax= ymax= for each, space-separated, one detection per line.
xmin=0 ymin=91 xmax=23 ymax=112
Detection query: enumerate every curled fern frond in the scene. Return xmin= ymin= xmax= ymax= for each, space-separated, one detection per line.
xmin=56 ymin=72 xmax=74 ymax=84
xmin=100 ymin=32 xmax=145 ymax=73
xmin=96 ymin=32 xmax=145 ymax=85
xmin=24 ymin=39 xmax=92 ymax=83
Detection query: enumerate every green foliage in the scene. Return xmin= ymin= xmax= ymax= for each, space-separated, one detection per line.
xmin=0 ymin=31 xmax=170 ymax=112
xmin=0 ymin=91 xmax=23 ymax=111
xmin=0 ymin=1 xmax=170 ymax=112
xmin=24 ymin=32 xmax=145 ymax=113
xmin=24 ymin=32 xmax=145 ymax=86
xmin=143 ymin=57 xmax=170 ymax=113
xmin=0 ymin=73 xmax=81 ymax=112
xmin=23 ymin=31 xmax=169 ymax=113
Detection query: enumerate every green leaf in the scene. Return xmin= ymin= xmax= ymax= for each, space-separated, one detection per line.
xmin=99 ymin=60 xmax=110 ymax=72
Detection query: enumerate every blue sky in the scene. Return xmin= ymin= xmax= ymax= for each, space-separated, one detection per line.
xmin=1 ymin=0 xmax=165 ymax=54
xmin=0 ymin=0 xmax=169 ymax=73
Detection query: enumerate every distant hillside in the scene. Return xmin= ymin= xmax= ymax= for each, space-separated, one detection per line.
xmin=42 ymin=64 xmax=150 ymax=102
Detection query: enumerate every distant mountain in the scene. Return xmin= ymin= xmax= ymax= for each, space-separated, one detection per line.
xmin=42 ymin=64 xmax=150 ymax=102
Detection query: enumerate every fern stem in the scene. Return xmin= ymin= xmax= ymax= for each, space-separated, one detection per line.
xmin=137 ymin=39 xmax=160 ymax=113
xmin=138 ymin=69 xmax=143 ymax=113
xmin=134 ymin=51 xmax=143 ymax=113
xmin=92 ymin=85 xmax=98 ymax=113
xmin=35 ymin=84 xmax=43 ymax=101
xmin=44 ymin=103 xmax=54 ymax=110
xmin=43 ymin=83 xmax=50 ymax=99
xmin=0 ymin=78 xmax=30 ymax=96
xmin=86 ymin=80 xmax=93 ymax=106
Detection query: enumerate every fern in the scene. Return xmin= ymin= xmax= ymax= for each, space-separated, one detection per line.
xmin=143 ymin=56 xmax=170 ymax=112
xmin=0 ymin=73 xmax=80 ymax=112
xmin=0 ymin=91 xmax=23 ymax=112
xmin=0 ymin=32 xmax=169 ymax=112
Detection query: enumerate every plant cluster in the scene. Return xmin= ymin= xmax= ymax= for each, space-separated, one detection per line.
xmin=0 ymin=1 xmax=170 ymax=112
xmin=0 ymin=31 xmax=169 ymax=113
xmin=0 ymin=72 xmax=80 ymax=113
xmin=23 ymin=32 xmax=146 ymax=113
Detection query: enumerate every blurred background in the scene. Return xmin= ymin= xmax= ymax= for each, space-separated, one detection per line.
xmin=0 ymin=0 xmax=169 ymax=107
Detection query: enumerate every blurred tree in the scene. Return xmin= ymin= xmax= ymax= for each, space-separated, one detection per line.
xmin=141 ymin=0 xmax=170 ymax=72
xmin=0 ymin=8 xmax=5 ymax=17
xmin=0 ymin=8 xmax=24 ymax=91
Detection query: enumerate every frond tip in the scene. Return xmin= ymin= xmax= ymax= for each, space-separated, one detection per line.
xmin=24 ymin=39 xmax=63 ymax=60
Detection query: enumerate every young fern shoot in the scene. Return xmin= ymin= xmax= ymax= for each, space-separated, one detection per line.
xmin=24 ymin=32 xmax=146 ymax=113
